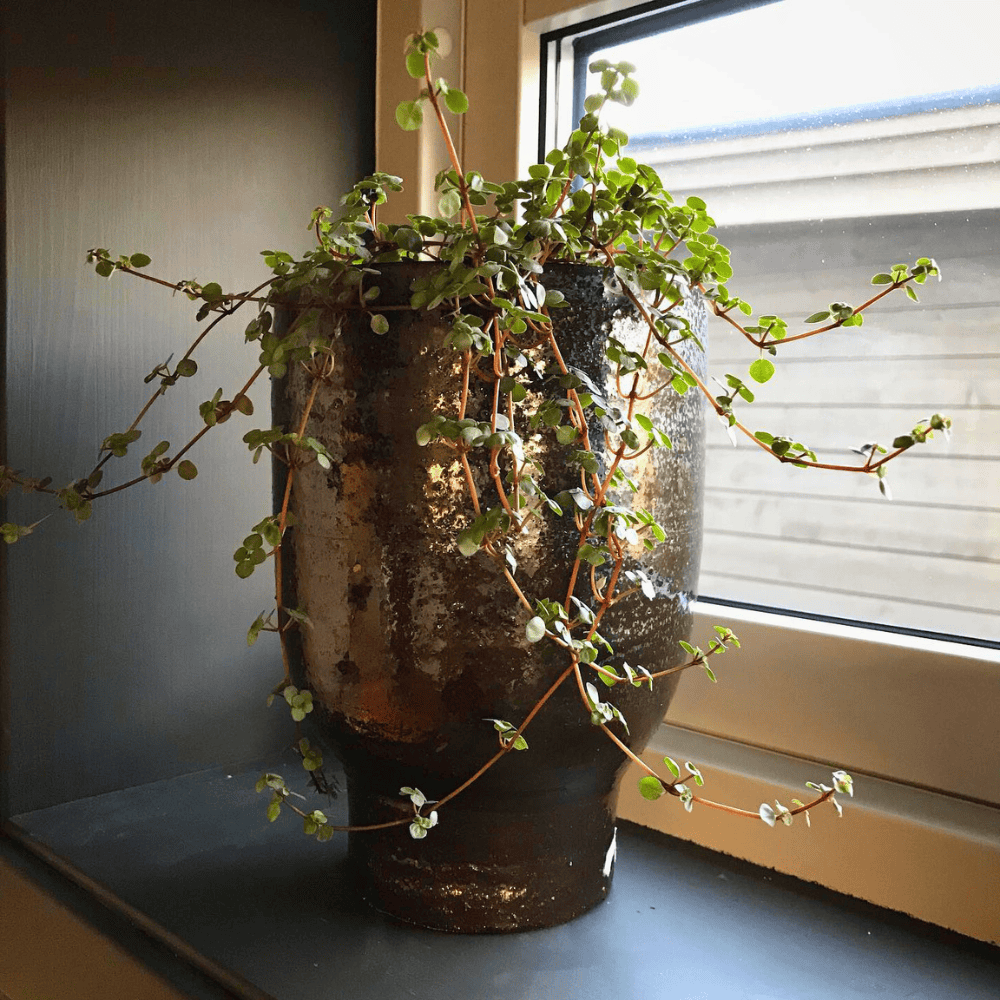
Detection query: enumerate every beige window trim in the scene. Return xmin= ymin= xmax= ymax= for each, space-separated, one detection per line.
xmin=621 ymin=605 xmax=1000 ymax=945
xmin=619 ymin=715 xmax=1000 ymax=945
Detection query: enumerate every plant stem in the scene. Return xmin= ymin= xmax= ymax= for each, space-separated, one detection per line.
xmin=423 ymin=54 xmax=479 ymax=236
xmin=618 ymin=281 xmax=910 ymax=476
xmin=433 ymin=660 xmax=579 ymax=812
xmin=272 ymin=368 xmax=325 ymax=684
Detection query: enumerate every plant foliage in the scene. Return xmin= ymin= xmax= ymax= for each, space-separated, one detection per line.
xmin=2 ymin=31 xmax=954 ymax=837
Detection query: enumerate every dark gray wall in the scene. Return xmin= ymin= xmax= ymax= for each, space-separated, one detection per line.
xmin=1 ymin=2 xmax=376 ymax=814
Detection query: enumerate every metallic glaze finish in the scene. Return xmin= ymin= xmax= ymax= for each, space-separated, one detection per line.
xmin=273 ymin=263 xmax=706 ymax=931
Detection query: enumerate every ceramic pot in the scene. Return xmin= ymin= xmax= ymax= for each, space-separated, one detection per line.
xmin=273 ymin=262 xmax=706 ymax=932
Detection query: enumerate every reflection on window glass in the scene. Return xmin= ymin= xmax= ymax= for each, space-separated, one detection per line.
xmin=577 ymin=0 xmax=999 ymax=642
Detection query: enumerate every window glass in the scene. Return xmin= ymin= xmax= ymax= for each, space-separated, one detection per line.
xmin=548 ymin=0 xmax=1000 ymax=643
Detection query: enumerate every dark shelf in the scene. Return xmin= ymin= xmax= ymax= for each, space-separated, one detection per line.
xmin=8 ymin=751 xmax=999 ymax=1000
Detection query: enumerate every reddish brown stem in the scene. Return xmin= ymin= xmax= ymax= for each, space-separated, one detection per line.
xmin=423 ymin=55 xmax=479 ymax=236
xmin=273 ymin=369 xmax=326 ymax=685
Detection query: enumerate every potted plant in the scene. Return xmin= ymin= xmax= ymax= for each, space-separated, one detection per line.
xmin=0 ymin=32 xmax=949 ymax=932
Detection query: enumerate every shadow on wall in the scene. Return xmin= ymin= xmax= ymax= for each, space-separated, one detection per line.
xmin=1 ymin=0 xmax=376 ymax=815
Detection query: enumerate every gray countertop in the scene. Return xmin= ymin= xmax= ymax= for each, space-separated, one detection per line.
xmin=8 ymin=751 xmax=999 ymax=1000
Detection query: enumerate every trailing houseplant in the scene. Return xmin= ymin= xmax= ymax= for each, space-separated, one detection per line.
xmin=1 ymin=33 xmax=950 ymax=929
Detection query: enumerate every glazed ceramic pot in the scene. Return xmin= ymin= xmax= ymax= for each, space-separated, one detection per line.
xmin=273 ymin=262 xmax=706 ymax=932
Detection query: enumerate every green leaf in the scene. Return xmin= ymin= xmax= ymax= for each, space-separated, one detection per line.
xmin=662 ymin=756 xmax=680 ymax=779
xmin=174 ymin=358 xmax=198 ymax=378
xmin=2 ymin=523 xmax=33 ymax=544
xmin=260 ymin=520 xmax=282 ymax=547
xmin=748 ymin=358 xmax=775 ymax=384
xmin=176 ymin=460 xmax=198 ymax=481
xmin=247 ymin=612 xmax=267 ymax=647
xmin=399 ymin=786 xmax=421 ymax=809
xmin=405 ymin=49 xmax=426 ymax=78
xmin=129 ymin=253 xmax=151 ymax=268
xmin=235 ymin=560 xmax=256 ymax=579
xmin=870 ymin=273 xmax=894 ymax=285
xmin=805 ymin=311 xmax=831 ymax=324
xmin=577 ymin=544 xmax=606 ymax=566
xmin=370 ymin=313 xmax=389 ymax=335
xmin=456 ymin=527 xmax=481 ymax=557
xmin=438 ymin=189 xmax=462 ymax=218
xmin=443 ymin=88 xmax=469 ymax=115
xmin=639 ymin=775 xmax=666 ymax=801
xmin=95 ymin=259 xmax=114 ymax=278
xmin=395 ymin=99 xmax=423 ymax=131
xmin=832 ymin=770 xmax=854 ymax=797
xmin=525 ymin=616 xmax=546 ymax=643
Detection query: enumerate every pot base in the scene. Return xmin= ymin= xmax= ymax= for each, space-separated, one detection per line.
xmin=347 ymin=771 xmax=619 ymax=933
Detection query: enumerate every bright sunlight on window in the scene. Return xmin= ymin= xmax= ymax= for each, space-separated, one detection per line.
xmin=572 ymin=0 xmax=999 ymax=643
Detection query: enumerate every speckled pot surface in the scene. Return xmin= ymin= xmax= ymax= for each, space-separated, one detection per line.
xmin=273 ymin=262 xmax=706 ymax=932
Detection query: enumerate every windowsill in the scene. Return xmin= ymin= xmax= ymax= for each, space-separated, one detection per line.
xmin=617 ymin=602 xmax=1000 ymax=944
xmin=667 ymin=603 xmax=1000 ymax=806
xmin=6 ymin=754 xmax=999 ymax=999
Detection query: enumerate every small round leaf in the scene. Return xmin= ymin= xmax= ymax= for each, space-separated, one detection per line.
xmin=395 ymin=100 xmax=423 ymax=131
xmin=525 ymin=616 xmax=546 ymax=643
xmin=443 ymin=88 xmax=469 ymax=115
xmin=405 ymin=49 xmax=426 ymax=78
xmin=638 ymin=775 xmax=665 ymax=801
xmin=748 ymin=358 xmax=775 ymax=384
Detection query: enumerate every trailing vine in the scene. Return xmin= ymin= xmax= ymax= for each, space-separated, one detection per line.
xmin=2 ymin=32 xmax=952 ymax=840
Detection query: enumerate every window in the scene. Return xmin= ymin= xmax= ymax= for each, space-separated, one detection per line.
xmin=539 ymin=0 xmax=1000 ymax=645
xmin=381 ymin=0 xmax=996 ymax=935
xmin=524 ymin=0 xmax=999 ymax=937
